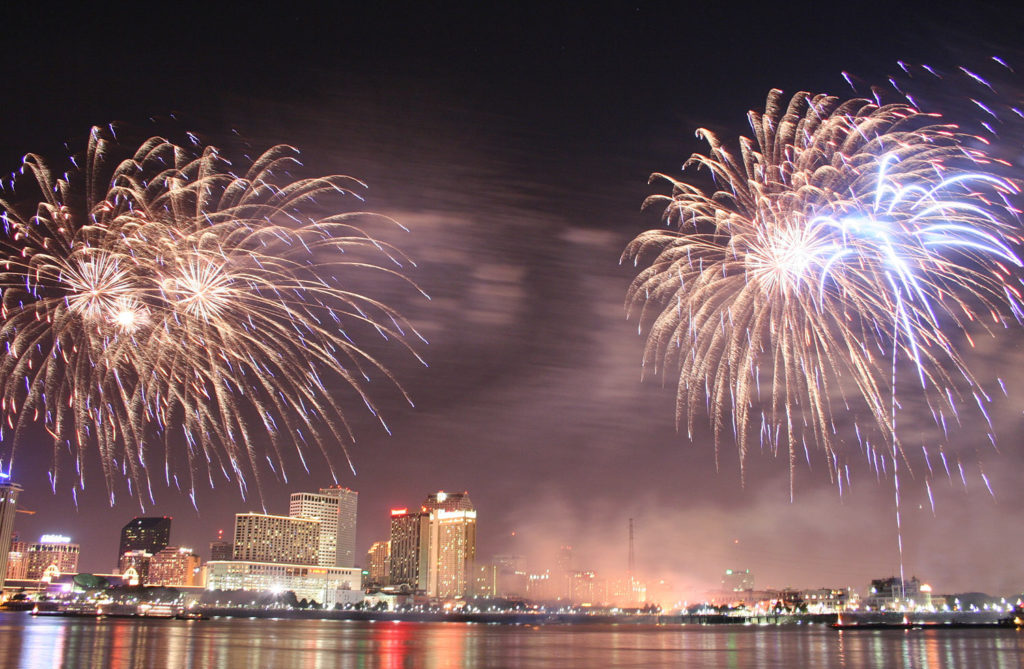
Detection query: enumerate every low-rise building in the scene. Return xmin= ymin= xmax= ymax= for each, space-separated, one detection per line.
xmin=864 ymin=576 xmax=924 ymax=611
xmin=205 ymin=560 xmax=362 ymax=607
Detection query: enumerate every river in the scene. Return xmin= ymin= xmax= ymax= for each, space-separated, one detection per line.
xmin=2 ymin=612 xmax=1023 ymax=668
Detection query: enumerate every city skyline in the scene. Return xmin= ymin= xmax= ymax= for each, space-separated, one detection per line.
xmin=3 ymin=474 xmax=1013 ymax=605
xmin=1 ymin=2 xmax=1023 ymax=600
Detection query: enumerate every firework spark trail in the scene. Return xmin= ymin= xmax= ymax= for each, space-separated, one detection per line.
xmin=0 ymin=127 xmax=426 ymax=504
xmin=847 ymin=56 xmax=1024 ymax=167
xmin=624 ymin=90 xmax=1022 ymax=497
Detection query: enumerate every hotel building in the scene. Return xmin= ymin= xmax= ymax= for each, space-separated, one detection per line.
xmin=26 ymin=536 xmax=80 ymax=580
xmin=233 ymin=513 xmax=320 ymax=565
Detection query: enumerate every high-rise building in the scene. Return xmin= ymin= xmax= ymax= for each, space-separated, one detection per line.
xmin=210 ymin=528 xmax=233 ymax=561
xmin=233 ymin=513 xmax=320 ymax=565
xmin=568 ymin=570 xmax=603 ymax=605
xmin=6 ymin=539 xmax=28 ymax=580
xmin=388 ymin=508 xmax=427 ymax=590
xmin=422 ymin=491 xmax=474 ymax=513
xmin=493 ymin=555 xmax=528 ymax=598
xmin=527 ymin=570 xmax=557 ymax=601
xmin=119 ymin=517 xmax=171 ymax=561
xmin=556 ymin=545 xmax=574 ymax=600
xmin=148 ymin=546 xmax=202 ymax=586
xmin=422 ymin=491 xmax=476 ymax=598
xmin=289 ymin=487 xmax=358 ymax=568
xmin=366 ymin=540 xmax=390 ymax=587
xmin=320 ymin=486 xmax=358 ymax=568
xmin=0 ymin=477 xmax=23 ymax=583
xmin=26 ymin=535 xmax=80 ymax=580
xmin=471 ymin=562 xmax=497 ymax=597
xmin=386 ymin=491 xmax=478 ymax=597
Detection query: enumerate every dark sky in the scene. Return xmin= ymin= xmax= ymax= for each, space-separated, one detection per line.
xmin=4 ymin=2 xmax=1024 ymax=598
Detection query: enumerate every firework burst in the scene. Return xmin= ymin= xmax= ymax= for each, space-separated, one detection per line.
xmin=0 ymin=128 xmax=426 ymax=504
xmin=624 ymin=90 xmax=1022 ymax=493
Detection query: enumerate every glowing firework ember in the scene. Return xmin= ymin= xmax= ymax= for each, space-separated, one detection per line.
xmin=624 ymin=90 xmax=1023 ymax=492
xmin=0 ymin=128 xmax=426 ymax=504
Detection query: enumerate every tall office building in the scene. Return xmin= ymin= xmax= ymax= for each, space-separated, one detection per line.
xmin=386 ymin=491 xmax=477 ymax=597
xmin=289 ymin=486 xmax=358 ymax=568
xmin=321 ymin=486 xmax=358 ymax=567
xmin=232 ymin=513 xmax=320 ymax=565
xmin=26 ymin=535 xmax=80 ymax=579
xmin=388 ymin=508 xmax=427 ymax=590
xmin=0 ymin=478 xmax=22 ymax=584
xmin=119 ymin=517 xmax=171 ymax=561
xmin=366 ymin=540 xmax=391 ymax=587
xmin=423 ymin=491 xmax=477 ymax=598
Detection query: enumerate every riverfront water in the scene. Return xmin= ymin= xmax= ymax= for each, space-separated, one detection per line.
xmin=2 ymin=612 xmax=1023 ymax=668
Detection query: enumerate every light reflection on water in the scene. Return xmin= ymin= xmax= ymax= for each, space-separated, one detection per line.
xmin=1 ymin=613 xmax=1023 ymax=668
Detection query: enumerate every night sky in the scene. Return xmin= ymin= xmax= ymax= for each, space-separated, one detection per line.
xmin=4 ymin=2 xmax=1024 ymax=597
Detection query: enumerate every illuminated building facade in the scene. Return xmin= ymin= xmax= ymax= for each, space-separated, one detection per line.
xmin=386 ymin=491 xmax=477 ymax=597
xmin=366 ymin=540 xmax=390 ymax=587
xmin=865 ymin=576 xmax=923 ymax=610
xmin=233 ymin=513 xmax=320 ymax=565
xmin=321 ymin=486 xmax=358 ymax=567
xmin=471 ymin=562 xmax=497 ymax=597
xmin=118 ymin=550 xmax=152 ymax=584
xmin=388 ymin=508 xmax=427 ymax=590
xmin=423 ymin=492 xmax=476 ymax=599
xmin=0 ymin=479 xmax=22 ymax=582
xmin=26 ymin=536 xmax=80 ymax=579
xmin=800 ymin=587 xmax=853 ymax=613
xmin=609 ymin=575 xmax=646 ymax=607
xmin=205 ymin=561 xmax=362 ymax=607
xmin=289 ymin=487 xmax=358 ymax=568
xmin=119 ymin=517 xmax=171 ymax=560
xmin=6 ymin=540 xmax=27 ymax=580
xmin=527 ymin=570 xmax=557 ymax=601
xmin=148 ymin=546 xmax=202 ymax=586
xmin=569 ymin=570 xmax=603 ymax=605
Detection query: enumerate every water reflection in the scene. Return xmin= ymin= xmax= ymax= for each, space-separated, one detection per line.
xmin=1 ymin=614 xmax=1022 ymax=668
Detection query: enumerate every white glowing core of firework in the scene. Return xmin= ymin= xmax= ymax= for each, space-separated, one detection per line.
xmin=65 ymin=256 xmax=135 ymax=322
xmin=169 ymin=258 xmax=234 ymax=321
